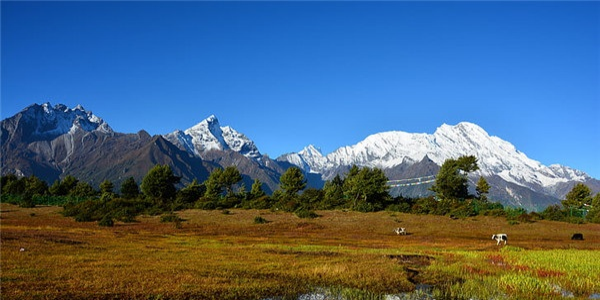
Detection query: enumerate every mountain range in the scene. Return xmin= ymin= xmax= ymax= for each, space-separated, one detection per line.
xmin=2 ymin=102 xmax=598 ymax=211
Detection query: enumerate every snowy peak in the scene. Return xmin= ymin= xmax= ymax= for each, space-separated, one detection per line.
xmin=163 ymin=115 xmax=261 ymax=159
xmin=280 ymin=122 xmax=590 ymax=191
xmin=13 ymin=102 xmax=113 ymax=140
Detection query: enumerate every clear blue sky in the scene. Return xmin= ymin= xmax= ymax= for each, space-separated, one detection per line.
xmin=2 ymin=1 xmax=599 ymax=178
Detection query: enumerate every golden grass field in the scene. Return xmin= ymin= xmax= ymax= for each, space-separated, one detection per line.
xmin=1 ymin=203 xmax=599 ymax=299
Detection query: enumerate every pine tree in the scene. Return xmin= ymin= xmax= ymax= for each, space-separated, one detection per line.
xmin=249 ymin=178 xmax=266 ymax=200
xmin=141 ymin=165 xmax=180 ymax=206
xmin=431 ymin=155 xmax=479 ymax=201
xmin=475 ymin=176 xmax=490 ymax=202
xmin=279 ymin=167 xmax=307 ymax=197
xmin=120 ymin=177 xmax=140 ymax=199
xmin=561 ymin=183 xmax=592 ymax=209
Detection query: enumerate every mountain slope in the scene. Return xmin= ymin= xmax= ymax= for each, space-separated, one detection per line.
xmin=1 ymin=103 xmax=212 ymax=188
xmin=278 ymin=122 xmax=598 ymax=209
xmin=2 ymin=103 xmax=598 ymax=211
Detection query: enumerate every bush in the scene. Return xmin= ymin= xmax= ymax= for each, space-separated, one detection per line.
xmin=483 ymin=208 xmax=507 ymax=217
xmin=160 ymin=213 xmax=183 ymax=223
xmin=19 ymin=193 xmax=36 ymax=208
xmin=253 ymin=216 xmax=268 ymax=224
xmin=295 ymin=209 xmax=319 ymax=219
xmin=98 ymin=215 xmax=114 ymax=227
xmin=386 ymin=203 xmax=411 ymax=213
xmin=540 ymin=204 xmax=565 ymax=221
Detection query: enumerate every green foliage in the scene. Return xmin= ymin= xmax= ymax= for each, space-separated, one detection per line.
xmin=279 ymin=167 xmax=307 ymax=197
xmin=475 ymin=176 xmax=490 ymax=201
xmin=63 ymin=198 xmax=151 ymax=223
xmin=176 ymin=179 xmax=205 ymax=209
xmin=160 ymin=213 xmax=184 ymax=223
xmin=298 ymin=188 xmax=324 ymax=210
xmin=100 ymin=180 xmax=114 ymax=195
xmin=295 ymin=209 xmax=319 ymax=219
xmin=19 ymin=192 xmax=36 ymax=208
xmin=141 ymin=165 xmax=180 ymax=207
xmin=70 ymin=182 xmax=97 ymax=198
xmin=253 ymin=216 xmax=268 ymax=224
xmin=505 ymin=207 xmax=528 ymax=221
xmin=386 ymin=196 xmax=414 ymax=213
xmin=202 ymin=166 xmax=243 ymax=204
xmin=49 ymin=175 xmax=79 ymax=196
xmin=431 ymin=155 xmax=479 ymax=201
xmin=249 ymin=178 xmax=266 ymax=200
xmin=241 ymin=195 xmax=272 ymax=210
xmin=98 ymin=215 xmax=114 ymax=227
xmin=562 ymin=183 xmax=592 ymax=209
xmin=411 ymin=196 xmax=438 ymax=214
xmin=221 ymin=166 xmax=242 ymax=198
xmin=120 ymin=177 xmax=140 ymax=199
xmin=540 ymin=204 xmax=565 ymax=221
xmin=343 ymin=165 xmax=389 ymax=211
xmin=321 ymin=174 xmax=345 ymax=209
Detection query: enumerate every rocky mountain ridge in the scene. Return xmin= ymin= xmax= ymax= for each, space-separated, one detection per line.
xmin=2 ymin=102 xmax=598 ymax=211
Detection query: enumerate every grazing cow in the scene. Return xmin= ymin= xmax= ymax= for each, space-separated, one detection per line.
xmin=571 ymin=233 xmax=584 ymax=240
xmin=492 ymin=234 xmax=508 ymax=245
xmin=394 ymin=227 xmax=407 ymax=235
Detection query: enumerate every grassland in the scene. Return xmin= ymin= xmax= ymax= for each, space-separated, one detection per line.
xmin=1 ymin=203 xmax=599 ymax=299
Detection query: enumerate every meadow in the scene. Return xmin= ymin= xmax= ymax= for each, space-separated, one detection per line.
xmin=1 ymin=203 xmax=599 ymax=299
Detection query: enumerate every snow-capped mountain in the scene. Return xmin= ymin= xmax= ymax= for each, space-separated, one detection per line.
xmin=3 ymin=102 xmax=113 ymax=142
xmin=278 ymin=122 xmax=593 ymax=197
xmin=3 ymin=102 xmax=598 ymax=210
xmin=163 ymin=115 xmax=261 ymax=159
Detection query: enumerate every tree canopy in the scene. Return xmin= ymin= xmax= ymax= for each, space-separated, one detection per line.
xmin=431 ymin=155 xmax=479 ymax=200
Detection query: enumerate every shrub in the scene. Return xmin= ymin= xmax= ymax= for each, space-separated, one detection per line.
xmin=98 ymin=215 xmax=114 ymax=227
xmin=540 ymin=204 xmax=565 ymax=221
xmin=254 ymin=216 xmax=268 ymax=224
xmin=483 ymin=208 xmax=507 ymax=217
xmin=386 ymin=203 xmax=411 ymax=213
xmin=160 ymin=213 xmax=183 ymax=223
xmin=295 ymin=209 xmax=319 ymax=219
xmin=19 ymin=193 xmax=36 ymax=208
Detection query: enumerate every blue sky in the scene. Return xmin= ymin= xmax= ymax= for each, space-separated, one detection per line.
xmin=2 ymin=1 xmax=599 ymax=178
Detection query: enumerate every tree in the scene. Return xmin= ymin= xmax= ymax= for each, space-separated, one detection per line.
xmin=176 ymin=179 xmax=205 ymax=207
xmin=249 ymin=178 xmax=266 ymax=200
xmin=221 ymin=166 xmax=242 ymax=198
xmin=61 ymin=176 xmax=79 ymax=194
xmin=1 ymin=174 xmax=19 ymax=194
xmin=475 ymin=176 xmax=490 ymax=202
xmin=279 ymin=167 xmax=307 ymax=197
xmin=561 ymin=183 xmax=592 ymax=209
xmin=120 ymin=177 xmax=140 ymax=199
xmin=100 ymin=180 xmax=114 ymax=195
xmin=2 ymin=175 xmax=25 ymax=195
xmin=141 ymin=165 xmax=180 ymax=206
xmin=25 ymin=175 xmax=48 ymax=196
xmin=70 ymin=182 xmax=97 ymax=198
xmin=343 ymin=165 xmax=390 ymax=211
xmin=48 ymin=175 xmax=79 ymax=196
xmin=431 ymin=155 xmax=479 ymax=201
xmin=322 ymin=174 xmax=345 ymax=209
xmin=204 ymin=168 xmax=224 ymax=201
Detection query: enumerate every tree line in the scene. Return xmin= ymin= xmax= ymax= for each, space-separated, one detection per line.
xmin=2 ymin=155 xmax=599 ymax=225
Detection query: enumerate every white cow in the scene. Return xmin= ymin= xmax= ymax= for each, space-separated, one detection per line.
xmin=492 ymin=234 xmax=508 ymax=245
xmin=394 ymin=227 xmax=407 ymax=235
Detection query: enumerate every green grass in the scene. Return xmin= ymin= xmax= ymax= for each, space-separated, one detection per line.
xmin=1 ymin=204 xmax=599 ymax=299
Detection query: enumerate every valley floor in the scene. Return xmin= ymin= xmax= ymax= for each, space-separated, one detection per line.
xmin=1 ymin=204 xmax=599 ymax=299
